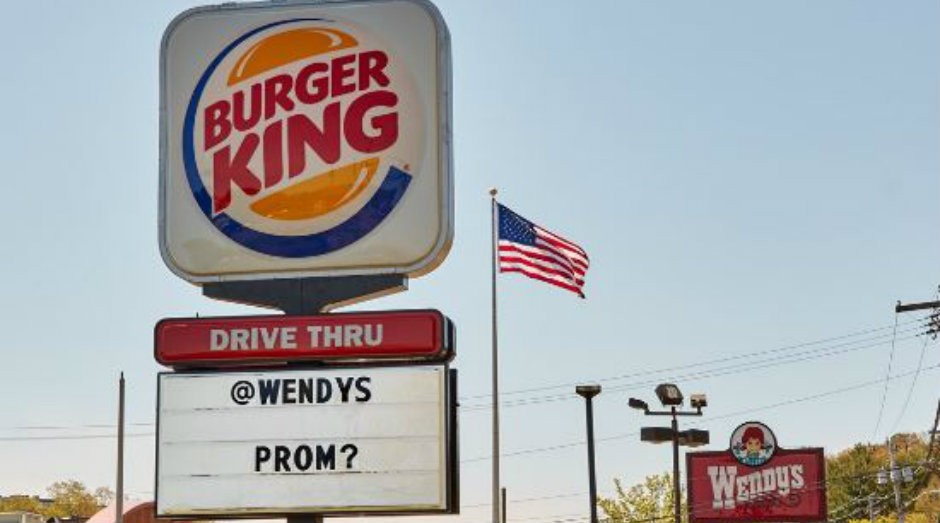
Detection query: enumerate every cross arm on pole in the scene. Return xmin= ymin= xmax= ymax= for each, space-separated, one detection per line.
xmin=896 ymin=300 xmax=940 ymax=313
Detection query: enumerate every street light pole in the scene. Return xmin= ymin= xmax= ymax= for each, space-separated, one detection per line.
xmin=630 ymin=384 xmax=709 ymax=523
xmin=576 ymin=385 xmax=602 ymax=523
xmin=671 ymin=406 xmax=680 ymax=523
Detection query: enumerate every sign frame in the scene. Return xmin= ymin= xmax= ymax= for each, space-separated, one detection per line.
xmin=154 ymin=363 xmax=459 ymax=518
xmin=158 ymin=0 xmax=454 ymax=284
xmin=154 ymin=309 xmax=455 ymax=368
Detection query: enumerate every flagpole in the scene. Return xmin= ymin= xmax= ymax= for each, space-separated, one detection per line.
xmin=489 ymin=187 xmax=501 ymax=523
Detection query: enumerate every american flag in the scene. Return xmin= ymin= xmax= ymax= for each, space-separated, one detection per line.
xmin=497 ymin=204 xmax=590 ymax=298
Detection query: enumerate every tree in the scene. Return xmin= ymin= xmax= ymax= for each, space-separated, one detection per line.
xmin=0 ymin=495 xmax=43 ymax=514
xmin=45 ymin=480 xmax=113 ymax=518
xmin=826 ymin=433 xmax=940 ymax=523
xmin=847 ymin=515 xmax=932 ymax=523
xmin=92 ymin=486 xmax=114 ymax=507
xmin=599 ymin=472 xmax=687 ymax=523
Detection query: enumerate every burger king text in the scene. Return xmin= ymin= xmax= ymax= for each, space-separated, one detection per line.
xmin=203 ymin=50 xmax=398 ymax=214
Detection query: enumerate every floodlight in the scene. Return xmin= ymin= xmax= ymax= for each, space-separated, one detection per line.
xmin=640 ymin=426 xmax=675 ymax=444
xmin=655 ymin=383 xmax=683 ymax=406
xmin=576 ymin=384 xmax=602 ymax=399
xmin=628 ymin=398 xmax=649 ymax=411
xmin=678 ymin=429 xmax=710 ymax=448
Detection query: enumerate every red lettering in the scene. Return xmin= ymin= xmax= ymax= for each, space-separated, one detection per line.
xmin=204 ymin=49 xmax=402 ymax=207
xmin=232 ymin=83 xmax=262 ymax=132
xmin=296 ymin=62 xmax=329 ymax=105
xmin=331 ymin=54 xmax=357 ymax=97
xmin=204 ymin=100 xmax=231 ymax=151
xmin=264 ymin=74 xmax=295 ymax=120
xmin=344 ymin=91 xmax=399 ymax=154
xmin=358 ymin=51 xmax=390 ymax=89
xmin=213 ymin=134 xmax=262 ymax=213
xmin=263 ymin=121 xmax=284 ymax=188
xmin=287 ymin=103 xmax=341 ymax=177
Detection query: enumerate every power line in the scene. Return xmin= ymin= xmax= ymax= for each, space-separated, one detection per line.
xmin=462 ymin=318 xmax=923 ymax=402
xmin=462 ymin=362 xmax=940 ymax=464
xmin=891 ymin=333 xmax=935 ymax=433
xmin=461 ymin=327 xmax=924 ymax=412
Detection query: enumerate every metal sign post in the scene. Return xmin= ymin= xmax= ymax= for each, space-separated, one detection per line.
xmin=203 ymin=275 xmax=407 ymax=315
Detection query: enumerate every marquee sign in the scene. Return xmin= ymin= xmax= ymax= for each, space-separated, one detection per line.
xmin=159 ymin=0 xmax=453 ymax=282
xmin=155 ymin=309 xmax=454 ymax=367
xmin=687 ymin=422 xmax=826 ymax=523
xmin=156 ymin=364 xmax=458 ymax=517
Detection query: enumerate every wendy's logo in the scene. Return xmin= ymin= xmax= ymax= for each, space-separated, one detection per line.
xmin=730 ymin=422 xmax=777 ymax=467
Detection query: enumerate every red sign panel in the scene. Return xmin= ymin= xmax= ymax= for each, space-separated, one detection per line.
xmin=687 ymin=448 xmax=827 ymax=523
xmin=155 ymin=310 xmax=453 ymax=368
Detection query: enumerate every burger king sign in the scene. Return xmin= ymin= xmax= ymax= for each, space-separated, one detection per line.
xmin=160 ymin=0 xmax=452 ymax=282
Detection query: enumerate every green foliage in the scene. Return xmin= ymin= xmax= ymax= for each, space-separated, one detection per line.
xmin=0 ymin=495 xmax=43 ymax=514
xmin=44 ymin=480 xmax=112 ymax=518
xmin=598 ymin=472 xmax=686 ymax=523
xmin=827 ymin=433 xmax=940 ymax=523
xmin=847 ymin=515 xmax=931 ymax=523
xmin=0 ymin=480 xmax=113 ymax=519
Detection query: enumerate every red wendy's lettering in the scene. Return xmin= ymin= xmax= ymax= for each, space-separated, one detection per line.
xmin=202 ymin=50 xmax=399 ymax=214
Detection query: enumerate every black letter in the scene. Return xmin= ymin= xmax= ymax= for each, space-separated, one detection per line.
xmin=282 ymin=379 xmax=297 ymax=404
xmin=317 ymin=378 xmax=332 ymax=403
xmin=258 ymin=379 xmax=280 ymax=405
xmin=355 ymin=377 xmax=372 ymax=402
xmin=255 ymin=446 xmax=271 ymax=472
xmin=275 ymin=445 xmax=291 ymax=472
xmin=316 ymin=444 xmax=336 ymax=470
xmin=294 ymin=445 xmax=313 ymax=471
xmin=336 ymin=377 xmax=354 ymax=402
xmin=299 ymin=378 xmax=314 ymax=403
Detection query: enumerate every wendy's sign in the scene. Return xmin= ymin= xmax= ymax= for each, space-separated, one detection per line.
xmin=687 ymin=422 xmax=826 ymax=523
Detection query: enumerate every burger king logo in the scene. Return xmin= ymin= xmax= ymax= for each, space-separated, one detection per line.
xmin=183 ymin=18 xmax=424 ymax=258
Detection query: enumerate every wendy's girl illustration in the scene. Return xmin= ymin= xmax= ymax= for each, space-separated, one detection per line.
xmin=730 ymin=422 xmax=777 ymax=466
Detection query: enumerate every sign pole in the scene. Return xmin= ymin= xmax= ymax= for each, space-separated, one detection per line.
xmin=490 ymin=188 xmax=501 ymax=523
xmin=203 ymin=275 xmax=407 ymax=315
xmin=671 ymin=408 xmax=680 ymax=523
xmin=288 ymin=514 xmax=323 ymax=523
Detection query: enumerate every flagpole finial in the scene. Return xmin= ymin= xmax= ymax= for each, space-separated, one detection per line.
xmin=489 ymin=187 xmax=498 ymax=197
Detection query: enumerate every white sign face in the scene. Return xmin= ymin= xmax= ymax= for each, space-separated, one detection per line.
xmin=156 ymin=365 xmax=454 ymax=517
xmin=159 ymin=0 xmax=453 ymax=283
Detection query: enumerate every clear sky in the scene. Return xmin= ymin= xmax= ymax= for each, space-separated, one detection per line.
xmin=0 ymin=2 xmax=938 ymax=523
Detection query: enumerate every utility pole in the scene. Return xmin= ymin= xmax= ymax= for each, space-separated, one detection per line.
xmin=888 ymin=437 xmax=904 ymax=523
xmin=895 ymin=289 xmax=940 ymax=338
